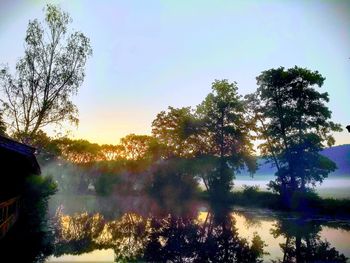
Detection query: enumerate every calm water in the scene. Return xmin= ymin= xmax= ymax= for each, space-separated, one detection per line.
xmin=2 ymin=177 xmax=347 ymax=262
xmin=47 ymin=211 xmax=350 ymax=262
xmin=45 ymin=192 xmax=350 ymax=263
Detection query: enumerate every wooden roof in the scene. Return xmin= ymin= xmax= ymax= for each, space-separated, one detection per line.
xmin=0 ymin=135 xmax=41 ymax=174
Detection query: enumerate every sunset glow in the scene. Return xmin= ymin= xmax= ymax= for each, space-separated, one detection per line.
xmin=0 ymin=0 xmax=349 ymax=145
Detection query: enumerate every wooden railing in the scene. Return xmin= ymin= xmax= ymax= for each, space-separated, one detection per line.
xmin=0 ymin=196 xmax=20 ymax=239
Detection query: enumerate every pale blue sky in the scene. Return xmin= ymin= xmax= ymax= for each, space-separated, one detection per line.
xmin=0 ymin=0 xmax=349 ymax=144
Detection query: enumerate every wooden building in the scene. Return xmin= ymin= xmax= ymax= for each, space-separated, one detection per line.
xmin=0 ymin=135 xmax=40 ymax=238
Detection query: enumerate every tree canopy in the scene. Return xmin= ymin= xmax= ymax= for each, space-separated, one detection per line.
xmin=248 ymin=66 xmax=342 ymax=205
xmin=194 ymin=80 xmax=256 ymax=196
xmin=152 ymin=106 xmax=198 ymax=158
xmin=0 ymin=4 xmax=92 ymax=142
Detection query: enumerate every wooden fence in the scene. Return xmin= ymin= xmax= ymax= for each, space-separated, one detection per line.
xmin=0 ymin=196 xmax=20 ymax=239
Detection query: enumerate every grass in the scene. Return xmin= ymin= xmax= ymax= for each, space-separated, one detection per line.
xmin=222 ymin=186 xmax=350 ymax=217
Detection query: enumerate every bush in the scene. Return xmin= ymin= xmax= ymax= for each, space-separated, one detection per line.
xmin=95 ymin=173 xmax=120 ymax=196
xmin=0 ymin=175 xmax=57 ymax=263
xmin=146 ymin=159 xmax=199 ymax=211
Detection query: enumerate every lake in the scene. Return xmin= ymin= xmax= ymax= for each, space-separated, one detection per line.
xmin=45 ymin=187 xmax=350 ymax=263
xmin=47 ymin=209 xmax=350 ymax=262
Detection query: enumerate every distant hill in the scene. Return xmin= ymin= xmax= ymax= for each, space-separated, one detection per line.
xmin=247 ymin=144 xmax=350 ymax=176
xmin=321 ymin=144 xmax=350 ymax=175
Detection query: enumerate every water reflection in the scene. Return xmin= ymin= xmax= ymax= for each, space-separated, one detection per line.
xmin=50 ymin=202 xmax=350 ymax=263
xmin=1 ymin=193 xmax=349 ymax=262
xmin=52 ymin=205 xmax=266 ymax=262
xmin=142 ymin=213 xmax=266 ymax=262
xmin=270 ymin=217 xmax=348 ymax=263
xmin=53 ymin=211 xmax=149 ymax=261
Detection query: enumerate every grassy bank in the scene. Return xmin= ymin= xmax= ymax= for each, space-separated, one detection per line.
xmin=224 ymin=187 xmax=350 ymax=217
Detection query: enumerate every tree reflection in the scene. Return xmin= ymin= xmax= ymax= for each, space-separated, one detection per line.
xmin=53 ymin=211 xmax=150 ymax=261
xmin=51 ymin=195 xmax=350 ymax=263
xmin=143 ymin=212 xmax=266 ymax=262
xmin=271 ymin=217 xmax=348 ymax=263
xmin=53 ymin=203 xmax=266 ymax=262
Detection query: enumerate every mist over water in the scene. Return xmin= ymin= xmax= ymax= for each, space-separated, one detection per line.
xmin=41 ymin=157 xmax=350 ymax=221
xmin=35 ymin=158 xmax=350 ymax=262
xmin=45 ymin=199 xmax=350 ymax=262
xmin=235 ymin=175 xmax=350 ymax=199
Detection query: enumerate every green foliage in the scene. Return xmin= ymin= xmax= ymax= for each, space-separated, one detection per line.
xmin=242 ymin=185 xmax=260 ymax=197
xmin=296 ymin=193 xmax=350 ymax=216
xmin=55 ymin=138 xmax=102 ymax=163
xmin=25 ymin=175 xmax=57 ymax=240
xmin=11 ymin=175 xmax=58 ymax=263
xmin=23 ymin=130 xmax=61 ymax=165
xmin=232 ymin=187 xmax=350 ymax=216
xmin=152 ymin=106 xmax=198 ymax=158
xmin=151 ymin=80 xmax=257 ymax=199
xmin=95 ymin=173 xmax=120 ymax=196
xmin=119 ymin=134 xmax=156 ymax=160
xmin=91 ymin=159 xmax=154 ymax=196
xmin=196 ymin=80 xmax=255 ymax=163
xmin=0 ymin=4 xmax=92 ymax=140
xmin=232 ymin=188 xmax=281 ymax=209
xmin=23 ymin=175 xmax=58 ymax=225
xmin=195 ymin=80 xmax=256 ymax=196
xmin=248 ymin=66 xmax=342 ymax=207
xmin=147 ymin=159 xmax=199 ymax=210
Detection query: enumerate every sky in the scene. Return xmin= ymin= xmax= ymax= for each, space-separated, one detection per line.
xmin=0 ymin=0 xmax=349 ymax=145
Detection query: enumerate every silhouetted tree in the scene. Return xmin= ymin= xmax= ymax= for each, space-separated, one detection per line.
xmin=152 ymin=106 xmax=199 ymax=158
xmin=249 ymin=66 xmax=342 ymax=207
xmin=25 ymin=130 xmax=61 ymax=164
xmin=100 ymin=144 xmax=124 ymax=161
xmin=147 ymin=158 xmax=199 ymax=212
xmin=55 ymin=138 xmax=101 ymax=163
xmin=195 ymin=80 xmax=256 ymax=198
xmin=0 ymin=4 xmax=92 ymax=142
xmin=119 ymin=134 xmax=154 ymax=160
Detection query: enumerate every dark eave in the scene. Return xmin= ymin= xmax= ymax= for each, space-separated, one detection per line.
xmin=0 ymin=135 xmax=41 ymax=174
xmin=0 ymin=135 xmax=36 ymax=157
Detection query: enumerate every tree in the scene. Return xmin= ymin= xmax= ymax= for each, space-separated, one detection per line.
xmin=25 ymin=129 xmax=61 ymax=164
xmin=55 ymin=138 xmax=101 ymax=163
xmin=100 ymin=144 xmax=125 ymax=161
xmin=249 ymin=66 xmax=342 ymax=206
xmin=152 ymin=106 xmax=199 ymax=158
xmin=0 ymin=111 xmax=7 ymax=136
xmin=0 ymin=4 xmax=92 ymax=142
xmin=147 ymin=158 xmax=199 ymax=210
xmin=195 ymin=80 xmax=256 ymax=196
xmin=119 ymin=134 xmax=154 ymax=160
